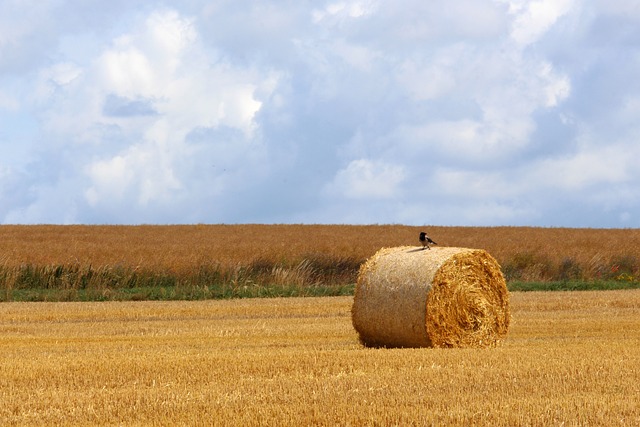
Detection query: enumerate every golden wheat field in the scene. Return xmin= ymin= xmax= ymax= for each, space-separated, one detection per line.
xmin=1 ymin=290 xmax=639 ymax=426
xmin=2 ymin=224 xmax=640 ymax=271
xmin=2 ymin=225 xmax=640 ymax=296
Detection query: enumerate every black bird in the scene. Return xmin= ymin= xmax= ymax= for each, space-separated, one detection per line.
xmin=419 ymin=232 xmax=437 ymax=250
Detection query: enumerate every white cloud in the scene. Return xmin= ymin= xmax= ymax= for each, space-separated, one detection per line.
xmin=312 ymin=1 xmax=378 ymax=23
xmin=0 ymin=7 xmax=279 ymax=222
xmin=538 ymin=62 xmax=571 ymax=107
xmin=99 ymin=45 xmax=156 ymax=96
xmin=532 ymin=143 xmax=634 ymax=191
xmin=389 ymin=40 xmax=571 ymax=170
xmin=398 ymin=53 xmax=457 ymax=101
xmin=432 ymin=169 xmax=516 ymax=200
xmin=84 ymin=155 xmax=133 ymax=205
xmin=85 ymin=141 xmax=182 ymax=207
xmin=505 ymin=0 xmax=576 ymax=45
xmin=31 ymin=62 xmax=83 ymax=105
xmin=594 ymin=0 xmax=640 ymax=19
xmin=1 ymin=1 xmax=639 ymax=226
xmin=326 ymin=159 xmax=406 ymax=200
xmin=391 ymin=114 xmax=535 ymax=167
xmin=0 ymin=90 xmax=19 ymax=111
xmin=44 ymin=9 xmax=273 ymax=212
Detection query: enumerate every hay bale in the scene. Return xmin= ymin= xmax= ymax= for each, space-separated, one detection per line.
xmin=352 ymin=246 xmax=510 ymax=348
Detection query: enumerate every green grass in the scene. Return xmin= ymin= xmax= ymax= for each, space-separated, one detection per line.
xmin=4 ymin=279 xmax=640 ymax=302
xmin=507 ymin=280 xmax=640 ymax=292
xmin=1 ymin=280 xmax=356 ymax=302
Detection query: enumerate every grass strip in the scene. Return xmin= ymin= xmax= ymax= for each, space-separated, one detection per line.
xmin=507 ymin=280 xmax=640 ymax=292
xmin=4 ymin=280 xmax=640 ymax=302
xmin=2 ymin=283 xmax=357 ymax=302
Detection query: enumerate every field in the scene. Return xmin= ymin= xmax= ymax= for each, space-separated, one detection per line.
xmin=1 ymin=290 xmax=639 ymax=425
xmin=2 ymin=225 xmax=640 ymax=301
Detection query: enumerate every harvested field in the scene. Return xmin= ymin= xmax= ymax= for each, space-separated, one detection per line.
xmin=1 ymin=290 xmax=639 ymax=425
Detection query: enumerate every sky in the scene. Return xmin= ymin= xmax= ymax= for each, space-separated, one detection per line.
xmin=1 ymin=0 xmax=639 ymax=227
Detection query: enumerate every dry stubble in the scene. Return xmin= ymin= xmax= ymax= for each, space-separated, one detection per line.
xmin=1 ymin=291 xmax=639 ymax=425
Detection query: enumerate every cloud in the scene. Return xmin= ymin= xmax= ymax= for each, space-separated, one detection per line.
xmin=505 ymin=0 xmax=576 ymax=46
xmin=312 ymin=1 xmax=378 ymax=23
xmin=102 ymin=94 xmax=158 ymax=117
xmin=89 ymin=148 xmax=180 ymax=208
xmin=325 ymin=159 xmax=406 ymax=200
xmin=1 ymin=1 xmax=640 ymax=227
xmin=36 ymin=9 xmax=273 ymax=219
xmin=535 ymin=145 xmax=632 ymax=191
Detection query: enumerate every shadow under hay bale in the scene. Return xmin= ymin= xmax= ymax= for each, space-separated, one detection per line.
xmin=352 ymin=246 xmax=510 ymax=348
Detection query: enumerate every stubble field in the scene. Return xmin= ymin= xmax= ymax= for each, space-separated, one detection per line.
xmin=1 ymin=290 xmax=639 ymax=425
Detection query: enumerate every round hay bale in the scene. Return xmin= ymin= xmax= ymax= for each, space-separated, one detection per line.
xmin=352 ymin=246 xmax=510 ymax=348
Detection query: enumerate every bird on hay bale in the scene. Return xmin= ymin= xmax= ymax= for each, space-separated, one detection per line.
xmin=419 ymin=232 xmax=437 ymax=250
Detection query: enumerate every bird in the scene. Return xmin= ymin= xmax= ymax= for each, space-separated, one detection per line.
xmin=419 ymin=232 xmax=437 ymax=250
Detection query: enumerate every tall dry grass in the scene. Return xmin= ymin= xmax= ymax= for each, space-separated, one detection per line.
xmin=1 ymin=291 xmax=639 ymax=425
xmin=1 ymin=225 xmax=639 ymax=300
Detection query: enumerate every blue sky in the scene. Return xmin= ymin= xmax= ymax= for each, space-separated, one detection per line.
xmin=1 ymin=0 xmax=639 ymax=227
